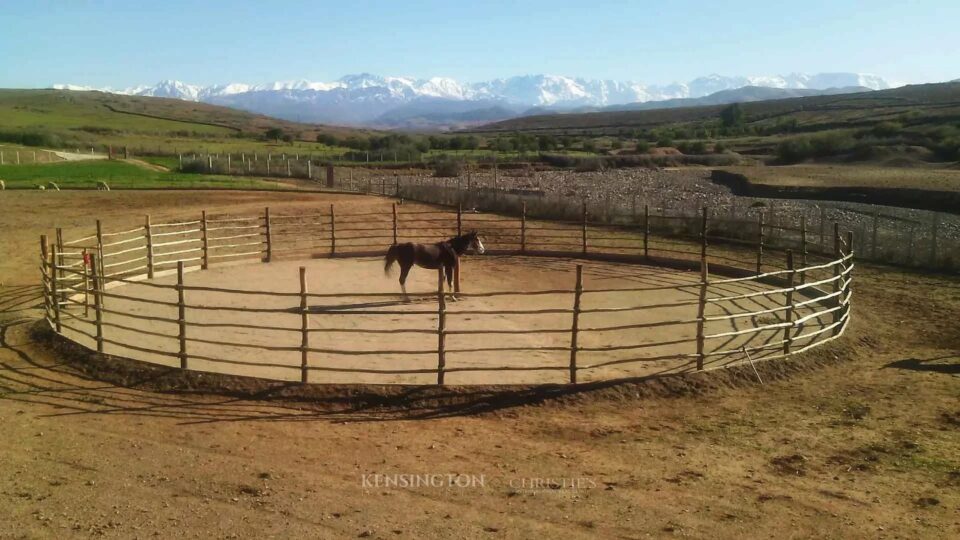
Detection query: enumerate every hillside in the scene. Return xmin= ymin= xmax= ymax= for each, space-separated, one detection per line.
xmin=0 ymin=89 xmax=371 ymax=153
xmin=471 ymin=82 xmax=960 ymax=134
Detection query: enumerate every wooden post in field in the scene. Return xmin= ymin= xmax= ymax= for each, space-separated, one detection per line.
xmin=832 ymin=223 xmax=842 ymax=334
xmin=50 ymin=245 xmax=61 ymax=332
xmin=756 ymin=212 xmax=764 ymax=275
xmin=568 ymin=265 xmax=583 ymax=384
xmin=643 ymin=204 xmax=650 ymax=258
xmin=299 ymin=266 xmax=310 ymax=383
xmin=581 ymin=202 xmax=588 ymax=254
xmin=207 ymin=155 xmax=213 ymax=172
xmin=145 ymin=215 xmax=155 ymax=279
xmin=799 ymin=216 xmax=808 ymax=284
xmin=90 ymin=254 xmax=103 ymax=353
xmin=457 ymin=203 xmax=463 ymax=237
xmin=330 ymin=204 xmax=336 ymax=255
xmin=307 ymin=160 xmax=312 ymax=179
xmin=870 ymin=211 xmax=879 ymax=259
xmin=263 ymin=207 xmax=273 ymax=262
xmin=782 ymin=250 xmax=796 ymax=354
xmin=200 ymin=210 xmax=209 ymax=270
xmin=227 ymin=154 xmax=231 ymax=173
xmin=521 ymin=201 xmax=527 ymax=253
xmin=436 ymin=268 xmax=446 ymax=385
xmin=177 ymin=262 xmax=187 ymax=369
xmin=695 ymin=207 xmax=709 ymax=370
xmin=392 ymin=203 xmax=398 ymax=245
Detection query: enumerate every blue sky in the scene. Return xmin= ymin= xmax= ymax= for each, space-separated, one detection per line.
xmin=2 ymin=0 xmax=957 ymax=88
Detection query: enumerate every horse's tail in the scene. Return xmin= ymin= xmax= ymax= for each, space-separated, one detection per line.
xmin=384 ymin=244 xmax=399 ymax=274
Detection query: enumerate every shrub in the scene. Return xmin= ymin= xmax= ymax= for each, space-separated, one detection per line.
xmin=872 ymin=121 xmax=903 ymax=138
xmin=678 ymin=140 xmax=707 ymax=154
xmin=776 ymin=138 xmax=814 ymax=163
xmin=432 ymin=159 xmax=464 ymax=177
xmin=809 ymin=132 xmax=855 ymax=157
xmin=656 ymin=136 xmax=674 ymax=148
xmin=574 ymin=157 xmax=604 ymax=172
xmin=933 ymin=138 xmax=960 ymax=161
xmin=713 ymin=141 xmax=727 ymax=153
xmin=634 ymin=140 xmax=650 ymax=153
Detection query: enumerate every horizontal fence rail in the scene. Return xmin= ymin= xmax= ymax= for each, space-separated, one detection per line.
xmin=41 ymin=202 xmax=855 ymax=386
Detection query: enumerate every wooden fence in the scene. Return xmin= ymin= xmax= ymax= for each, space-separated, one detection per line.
xmin=39 ymin=204 xmax=854 ymax=385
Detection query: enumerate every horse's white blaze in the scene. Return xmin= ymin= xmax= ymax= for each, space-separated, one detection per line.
xmin=475 ymin=238 xmax=486 ymax=254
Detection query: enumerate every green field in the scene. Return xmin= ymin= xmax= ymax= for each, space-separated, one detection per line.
xmin=0 ymin=160 xmax=298 ymax=190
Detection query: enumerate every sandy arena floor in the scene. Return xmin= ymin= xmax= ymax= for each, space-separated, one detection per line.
xmin=58 ymin=255 xmax=829 ymax=385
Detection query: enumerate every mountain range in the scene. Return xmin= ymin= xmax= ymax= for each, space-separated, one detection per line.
xmin=53 ymin=72 xmax=895 ymax=129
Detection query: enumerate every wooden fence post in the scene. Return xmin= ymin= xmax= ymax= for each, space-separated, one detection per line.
xmin=54 ymin=228 xmax=64 ymax=307
xmin=819 ymin=207 xmax=827 ymax=250
xmin=40 ymin=235 xmax=49 ymax=320
xmin=695 ymin=209 xmax=709 ymax=371
xmin=90 ymin=254 xmax=103 ymax=353
xmin=201 ymin=210 xmax=209 ymax=270
xmin=832 ymin=223 xmax=842 ymax=335
xmin=756 ymin=212 xmax=764 ymax=275
xmin=300 ymin=266 xmax=309 ymax=383
xmin=437 ymin=268 xmax=446 ymax=385
xmin=700 ymin=206 xmax=709 ymax=267
xmin=844 ymin=231 xmax=854 ymax=324
xmin=643 ymin=204 xmax=650 ymax=258
xmin=177 ymin=261 xmax=187 ymax=369
xmin=263 ymin=207 xmax=273 ymax=262
xmin=521 ymin=201 xmax=527 ymax=253
xmin=330 ymin=204 xmax=336 ymax=255
xmin=569 ymin=265 xmax=583 ymax=384
xmin=799 ymin=215 xmax=808 ymax=284
xmin=782 ymin=250 xmax=796 ymax=354
xmin=50 ymin=245 xmax=61 ymax=332
xmin=392 ymin=203 xmax=398 ymax=245
xmin=82 ymin=248 xmax=90 ymax=317
xmin=145 ymin=214 xmax=155 ymax=279
xmin=871 ymin=211 xmax=879 ymax=259
xmin=581 ymin=202 xmax=588 ymax=254
xmin=95 ymin=219 xmax=105 ymax=308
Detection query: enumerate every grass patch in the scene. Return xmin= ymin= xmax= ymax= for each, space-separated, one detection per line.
xmin=0 ymin=160 xmax=296 ymax=190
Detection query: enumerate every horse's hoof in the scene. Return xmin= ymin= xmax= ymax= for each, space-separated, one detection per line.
xmin=449 ymin=295 xmax=459 ymax=302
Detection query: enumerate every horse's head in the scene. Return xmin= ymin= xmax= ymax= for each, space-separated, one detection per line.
xmin=465 ymin=231 xmax=486 ymax=254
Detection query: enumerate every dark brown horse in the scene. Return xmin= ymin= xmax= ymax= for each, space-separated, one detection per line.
xmin=384 ymin=232 xmax=485 ymax=300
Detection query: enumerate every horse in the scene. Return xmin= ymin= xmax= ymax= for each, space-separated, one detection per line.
xmin=384 ymin=231 xmax=485 ymax=300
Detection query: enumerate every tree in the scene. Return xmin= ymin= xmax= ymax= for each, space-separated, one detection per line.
xmin=720 ymin=103 xmax=745 ymax=128
xmin=265 ymin=128 xmax=284 ymax=141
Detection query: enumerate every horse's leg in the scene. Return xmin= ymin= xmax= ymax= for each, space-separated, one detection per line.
xmin=399 ymin=263 xmax=412 ymax=302
xmin=445 ymin=263 xmax=458 ymax=301
xmin=453 ymin=257 xmax=461 ymax=293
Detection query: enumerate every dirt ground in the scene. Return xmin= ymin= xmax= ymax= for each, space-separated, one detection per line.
xmin=1 ymin=190 xmax=958 ymax=539
xmin=58 ymin=255 xmax=811 ymax=385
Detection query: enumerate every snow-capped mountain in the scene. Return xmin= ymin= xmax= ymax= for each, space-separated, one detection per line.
xmin=52 ymin=72 xmax=894 ymax=127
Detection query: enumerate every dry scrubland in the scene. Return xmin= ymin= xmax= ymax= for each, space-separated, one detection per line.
xmin=0 ymin=190 xmax=958 ymax=538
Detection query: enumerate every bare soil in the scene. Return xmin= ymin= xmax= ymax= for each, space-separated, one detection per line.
xmin=1 ymin=190 xmax=958 ymax=539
